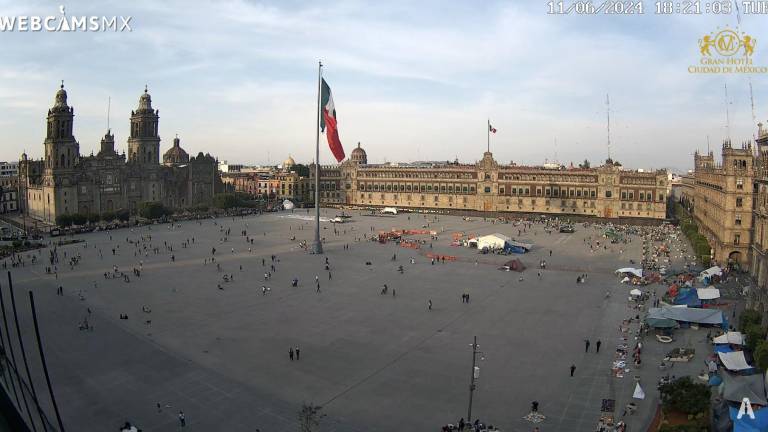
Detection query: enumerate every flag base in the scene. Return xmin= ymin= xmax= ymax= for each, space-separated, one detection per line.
xmin=312 ymin=240 xmax=323 ymax=254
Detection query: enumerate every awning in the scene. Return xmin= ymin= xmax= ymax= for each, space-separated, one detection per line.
xmin=645 ymin=315 xmax=677 ymax=329
xmin=700 ymin=266 xmax=722 ymax=278
xmin=697 ymin=287 xmax=721 ymax=300
xmin=720 ymin=372 xmax=768 ymax=405
xmin=630 ymin=289 xmax=642 ymax=296
xmin=714 ymin=331 xmax=744 ymax=345
xmin=729 ymin=405 xmax=768 ymax=431
xmin=718 ymin=351 xmax=752 ymax=371
xmin=649 ymin=307 xmax=724 ymax=325
xmin=616 ymin=267 xmax=643 ymax=277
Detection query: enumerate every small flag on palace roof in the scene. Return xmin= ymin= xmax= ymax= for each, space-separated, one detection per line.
xmin=489 ymin=124 xmax=497 ymax=133
xmin=320 ymin=78 xmax=345 ymax=162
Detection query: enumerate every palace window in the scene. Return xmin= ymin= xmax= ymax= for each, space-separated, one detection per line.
xmin=734 ymin=234 xmax=741 ymax=245
xmin=735 ymin=215 xmax=742 ymax=225
xmin=605 ymin=190 xmax=612 ymax=198
xmin=736 ymin=197 xmax=743 ymax=207
xmin=484 ymin=187 xmax=491 ymax=193
xmin=499 ymin=187 xmax=505 ymax=195
xmin=737 ymin=178 xmax=744 ymax=190
xmin=639 ymin=192 xmax=645 ymax=201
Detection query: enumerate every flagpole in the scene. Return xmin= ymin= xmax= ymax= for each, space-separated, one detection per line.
xmin=313 ymin=61 xmax=324 ymax=254
xmin=487 ymin=119 xmax=490 ymax=153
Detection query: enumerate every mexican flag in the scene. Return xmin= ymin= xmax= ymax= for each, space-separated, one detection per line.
xmin=489 ymin=124 xmax=497 ymax=133
xmin=321 ymin=79 xmax=345 ymax=162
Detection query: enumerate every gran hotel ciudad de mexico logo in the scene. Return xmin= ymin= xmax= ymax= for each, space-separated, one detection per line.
xmin=689 ymin=26 xmax=766 ymax=74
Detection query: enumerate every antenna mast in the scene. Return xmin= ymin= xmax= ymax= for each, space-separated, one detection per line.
xmin=606 ymin=94 xmax=612 ymax=161
xmin=554 ymin=137 xmax=558 ymax=163
xmin=750 ymin=78 xmax=757 ymax=141
xmin=725 ymin=83 xmax=731 ymax=141
xmin=107 ymin=96 xmax=111 ymax=131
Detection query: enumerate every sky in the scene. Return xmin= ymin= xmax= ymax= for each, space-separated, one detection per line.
xmin=0 ymin=0 xmax=767 ymax=173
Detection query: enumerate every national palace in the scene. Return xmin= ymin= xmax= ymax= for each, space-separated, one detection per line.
xmin=19 ymin=84 xmax=223 ymax=224
xmin=311 ymin=143 xmax=670 ymax=220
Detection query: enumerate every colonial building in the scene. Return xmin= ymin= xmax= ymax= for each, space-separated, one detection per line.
xmin=750 ymin=123 xmax=768 ymax=320
xmin=220 ymin=156 xmax=310 ymax=203
xmin=692 ymin=140 xmax=755 ymax=270
xmin=19 ymin=84 xmax=222 ymax=224
xmin=311 ymin=143 xmax=669 ymax=219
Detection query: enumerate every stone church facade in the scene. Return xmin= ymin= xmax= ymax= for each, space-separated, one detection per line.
xmin=19 ymin=84 xmax=222 ymax=224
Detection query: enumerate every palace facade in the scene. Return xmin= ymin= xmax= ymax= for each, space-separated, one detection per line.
xmin=311 ymin=143 xmax=669 ymax=219
xmin=19 ymin=84 xmax=223 ymax=224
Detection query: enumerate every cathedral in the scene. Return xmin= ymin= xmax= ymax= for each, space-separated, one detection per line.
xmin=19 ymin=84 xmax=223 ymax=224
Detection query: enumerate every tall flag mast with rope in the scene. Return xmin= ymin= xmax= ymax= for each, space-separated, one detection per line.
xmin=312 ymin=62 xmax=346 ymax=254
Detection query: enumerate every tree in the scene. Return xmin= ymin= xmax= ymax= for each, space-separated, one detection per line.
xmin=745 ymin=323 xmax=766 ymax=352
xmin=754 ymin=340 xmax=768 ymax=372
xmin=659 ymin=376 xmax=710 ymax=416
xmin=55 ymin=214 xmax=72 ymax=227
xmin=70 ymin=213 xmax=87 ymax=226
xmin=138 ymin=202 xmax=172 ymax=220
xmin=115 ymin=209 xmax=130 ymax=222
xmin=87 ymin=213 xmax=100 ymax=224
xmin=739 ymin=309 xmax=762 ymax=333
xmin=213 ymin=193 xmax=242 ymax=209
xmin=293 ymin=164 xmax=310 ymax=177
xmin=298 ymin=403 xmax=325 ymax=432
xmin=101 ymin=211 xmax=116 ymax=222
xmin=578 ymin=159 xmax=591 ymax=169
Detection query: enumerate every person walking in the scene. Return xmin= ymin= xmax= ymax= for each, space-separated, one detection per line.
xmin=596 ymin=340 xmax=602 ymax=353
xmin=289 ymin=347 xmax=294 ymax=361
xmin=428 ymin=299 xmax=432 ymax=310
xmin=295 ymin=346 xmax=300 ymax=360
xmin=570 ymin=364 xmax=576 ymax=377
xmin=178 ymin=410 xmax=186 ymax=427
xmin=584 ymin=339 xmax=590 ymax=352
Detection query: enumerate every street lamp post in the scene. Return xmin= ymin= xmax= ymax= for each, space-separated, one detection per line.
xmin=467 ymin=336 xmax=482 ymax=423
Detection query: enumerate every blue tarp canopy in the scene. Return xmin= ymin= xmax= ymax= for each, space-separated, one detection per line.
xmin=730 ymin=406 xmax=768 ymax=431
xmin=673 ymin=288 xmax=702 ymax=307
xmin=715 ymin=345 xmax=735 ymax=353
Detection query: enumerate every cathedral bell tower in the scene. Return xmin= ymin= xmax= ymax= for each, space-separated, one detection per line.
xmin=44 ymin=82 xmax=80 ymax=172
xmin=127 ymin=86 xmax=160 ymax=165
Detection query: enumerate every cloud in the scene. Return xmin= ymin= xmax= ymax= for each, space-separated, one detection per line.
xmin=0 ymin=0 xmax=766 ymax=171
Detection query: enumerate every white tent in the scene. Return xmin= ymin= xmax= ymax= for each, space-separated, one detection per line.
xmin=630 ymin=289 xmax=642 ymax=296
xmin=718 ymin=351 xmax=752 ymax=371
xmin=476 ymin=233 xmax=511 ymax=250
xmin=282 ymin=199 xmax=295 ymax=210
xmin=633 ymin=382 xmax=646 ymax=400
xmin=713 ymin=331 xmax=744 ymax=345
xmin=697 ymin=287 xmax=721 ymax=300
xmin=616 ymin=268 xmax=643 ymax=278
xmin=700 ymin=266 xmax=722 ymax=279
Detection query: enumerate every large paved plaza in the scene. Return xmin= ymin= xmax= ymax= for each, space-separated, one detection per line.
xmin=5 ymin=209 xmax=682 ymax=431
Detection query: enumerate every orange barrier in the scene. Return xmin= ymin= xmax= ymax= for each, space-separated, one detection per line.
xmin=400 ymin=242 xmax=420 ymax=249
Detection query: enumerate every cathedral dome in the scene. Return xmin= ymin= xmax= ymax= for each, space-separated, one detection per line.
xmin=163 ymin=135 xmax=189 ymax=166
xmin=350 ymin=142 xmax=367 ymax=164
xmin=283 ymin=155 xmax=296 ymax=169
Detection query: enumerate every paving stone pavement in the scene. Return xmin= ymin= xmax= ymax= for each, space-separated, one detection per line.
xmin=0 ymin=210 xmax=697 ymax=431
